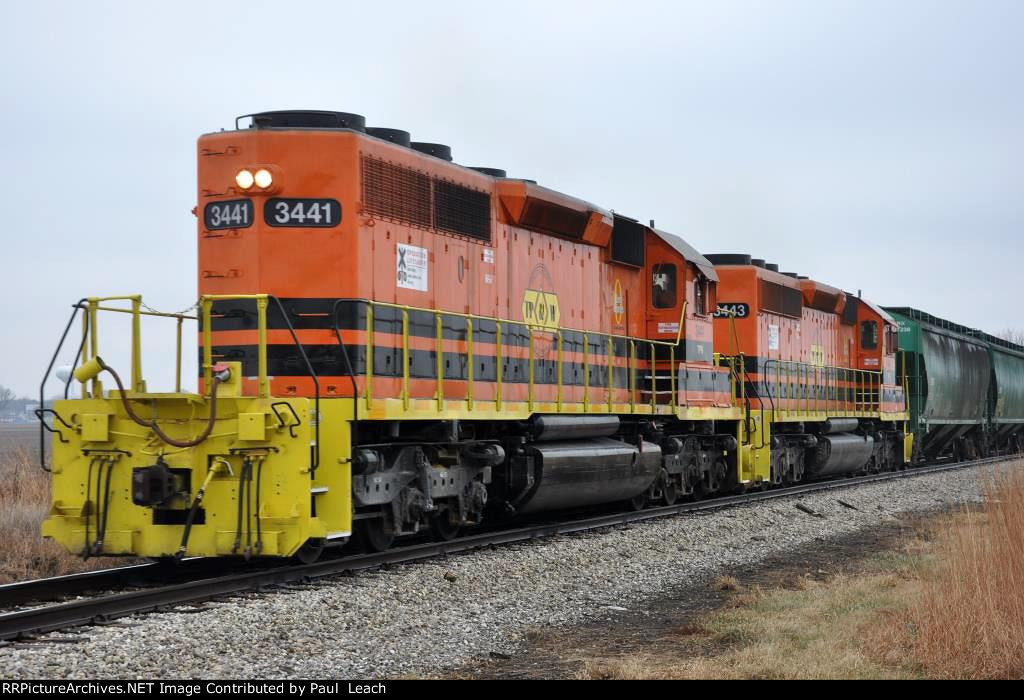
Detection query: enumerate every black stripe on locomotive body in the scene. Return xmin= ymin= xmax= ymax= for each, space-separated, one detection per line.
xmin=206 ymin=344 xmax=631 ymax=389
xmin=203 ymin=298 xmax=716 ymax=388
xmin=204 ymin=344 xmax=729 ymax=395
xmin=205 ymin=298 xmax=710 ymax=358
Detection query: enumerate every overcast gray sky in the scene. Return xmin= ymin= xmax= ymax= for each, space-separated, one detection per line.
xmin=2 ymin=0 xmax=1021 ymax=397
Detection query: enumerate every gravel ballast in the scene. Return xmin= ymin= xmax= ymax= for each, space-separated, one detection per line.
xmin=1 ymin=463 xmax=1017 ymax=679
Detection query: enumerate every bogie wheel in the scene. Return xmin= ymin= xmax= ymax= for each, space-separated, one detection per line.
xmin=663 ymin=476 xmax=679 ymax=506
xmin=429 ymin=509 xmax=461 ymax=542
xmin=355 ymin=508 xmax=396 ymax=552
xmin=294 ymin=538 xmax=325 ymax=565
xmin=628 ymin=490 xmax=648 ymax=511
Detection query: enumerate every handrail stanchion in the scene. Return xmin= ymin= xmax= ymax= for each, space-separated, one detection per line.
xmin=130 ymin=296 xmax=144 ymax=393
xmin=467 ymin=317 xmax=475 ymax=411
xmin=80 ymin=310 xmax=90 ymax=399
xmin=88 ymin=299 xmax=102 ymax=397
xmin=401 ymin=308 xmax=410 ymax=411
xmin=556 ymin=330 xmax=563 ymax=411
xmin=649 ymin=342 xmax=656 ymax=411
xmin=583 ymin=332 xmax=589 ymax=412
xmin=670 ymin=344 xmax=677 ymax=411
xmin=495 ymin=320 xmax=503 ymax=412
xmin=175 ymin=315 xmax=183 ymax=394
xmin=435 ymin=313 xmax=444 ymax=412
xmin=365 ymin=304 xmax=374 ymax=411
xmin=256 ymin=296 xmax=269 ymax=398
xmin=629 ymin=340 xmax=636 ymax=412
xmin=607 ymin=336 xmax=614 ymax=411
xmin=202 ymin=298 xmax=213 ymax=397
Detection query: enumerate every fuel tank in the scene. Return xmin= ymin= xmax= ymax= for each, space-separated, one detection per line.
xmin=805 ymin=433 xmax=874 ymax=478
xmin=514 ymin=438 xmax=661 ymax=514
xmin=530 ymin=415 xmax=620 ymax=441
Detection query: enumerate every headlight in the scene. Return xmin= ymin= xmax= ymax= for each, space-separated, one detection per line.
xmin=254 ymin=168 xmax=273 ymax=188
xmin=235 ymin=169 xmax=254 ymax=190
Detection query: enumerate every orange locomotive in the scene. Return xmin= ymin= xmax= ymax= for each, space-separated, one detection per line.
xmin=706 ymin=255 xmax=908 ymax=484
xmin=199 ymin=111 xmax=726 ymax=407
xmin=194 ymin=109 xmax=741 ymax=550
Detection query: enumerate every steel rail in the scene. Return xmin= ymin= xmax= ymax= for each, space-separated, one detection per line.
xmin=0 ymin=558 xmax=285 ymax=609
xmin=1 ymin=454 xmax=1016 ymax=642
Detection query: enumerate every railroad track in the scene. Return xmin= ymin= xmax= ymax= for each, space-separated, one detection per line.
xmin=1 ymin=454 xmax=1015 ymax=642
xmin=0 ymin=557 xmax=288 ymax=610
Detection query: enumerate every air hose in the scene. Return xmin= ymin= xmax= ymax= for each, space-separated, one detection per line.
xmin=175 ymin=461 xmax=226 ymax=560
xmin=80 ymin=357 xmax=228 ymax=448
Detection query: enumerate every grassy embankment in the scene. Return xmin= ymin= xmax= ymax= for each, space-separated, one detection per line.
xmin=0 ymin=449 xmax=124 ymax=583
xmin=582 ymin=463 xmax=1024 ymax=680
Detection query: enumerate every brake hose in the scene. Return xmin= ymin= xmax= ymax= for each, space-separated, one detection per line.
xmin=96 ymin=359 xmax=228 ymax=448
xmin=176 ymin=462 xmax=224 ymax=560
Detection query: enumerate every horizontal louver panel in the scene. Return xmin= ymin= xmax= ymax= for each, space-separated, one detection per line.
xmin=361 ymin=155 xmax=492 ymax=242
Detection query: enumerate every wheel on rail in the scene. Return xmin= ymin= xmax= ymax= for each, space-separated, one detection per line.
xmin=662 ymin=472 xmax=679 ymax=506
xmin=354 ymin=508 xmax=396 ymax=552
xmin=294 ymin=538 xmax=325 ymax=564
xmin=628 ymin=490 xmax=648 ymax=511
xmin=429 ymin=509 xmax=461 ymax=542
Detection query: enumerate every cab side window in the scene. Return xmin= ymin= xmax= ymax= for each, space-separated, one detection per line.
xmin=694 ymin=274 xmax=707 ymax=315
xmin=861 ymin=320 xmax=878 ymax=349
xmin=652 ymin=263 xmax=677 ymax=309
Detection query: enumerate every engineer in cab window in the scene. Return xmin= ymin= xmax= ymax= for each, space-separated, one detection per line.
xmin=652 ymin=264 xmax=676 ymax=309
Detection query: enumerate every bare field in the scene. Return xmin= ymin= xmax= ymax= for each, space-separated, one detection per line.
xmin=0 ymin=424 xmax=38 ymax=459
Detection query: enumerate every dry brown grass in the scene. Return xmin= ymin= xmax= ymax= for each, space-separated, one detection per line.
xmin=0 ymin=448 xmax=124 ymax=583
xmin=579 ymin=567 xmax=920 ymax=680
xmin=876 ymin=469 xmax=1024 ymax=679
xmin=576 ymin=463 xmax=1024 ymax=680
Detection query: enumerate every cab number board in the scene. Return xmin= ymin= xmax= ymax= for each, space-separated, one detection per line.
xmin=204 ymin=199 xmax=253 ymax=230
xmin=714 ymin=303 xmax=750 ymax=319
xmin=264 ymin=198 xmax=341 ymax=227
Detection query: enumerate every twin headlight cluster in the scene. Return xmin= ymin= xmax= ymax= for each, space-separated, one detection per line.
xmin=235 ymin=168 xmax=273 ymax=190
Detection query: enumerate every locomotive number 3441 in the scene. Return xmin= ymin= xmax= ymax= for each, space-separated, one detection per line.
xmin=264 ymin=198 xmax=341 ymax=228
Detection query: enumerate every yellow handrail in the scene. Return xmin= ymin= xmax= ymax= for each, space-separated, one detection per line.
xmin=201 ymin=294 xmax=271 ymax=398
xmin=468 ymin=318 xmax=475 ymax=410
xmin=79 ymin=295 xmax=195 ymax=399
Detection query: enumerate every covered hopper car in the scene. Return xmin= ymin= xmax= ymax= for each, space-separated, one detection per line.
xmin=885 ymin=307 xmax=1024 ymax=461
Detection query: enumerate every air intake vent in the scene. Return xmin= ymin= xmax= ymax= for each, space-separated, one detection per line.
xmin=760 ymin=280 xmax=803 ymax=318
xmin=361 ymin=156 xmax=432 ymax=228
xmin=366 ymin=128 xmax=411 ymax=147
xmin=244 ymin=110 xmax=366 ymax=131
xmin=610 ymin=215 xmax=645 ymax=267
xmin=765 ymin=263 xmax=779 ymax=272
xmin=751 ymin=258 xmax=766 ymax=268
xmin=360 ymin=155 xmax=492 ymax=241
xmin=434 ymin=181 xmax=492 ymax=241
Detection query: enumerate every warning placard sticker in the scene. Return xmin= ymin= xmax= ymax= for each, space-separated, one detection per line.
xmin=397 ymin=243 xmax=428 ymax=292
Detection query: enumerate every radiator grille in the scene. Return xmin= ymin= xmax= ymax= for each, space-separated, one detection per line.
xmin=434 ymin=180 xmax=492 ymax=241
xmin=361 ymin=155 xmax=492 ymax=241
xmin=361 ymin=156 xmax=432 ymax=229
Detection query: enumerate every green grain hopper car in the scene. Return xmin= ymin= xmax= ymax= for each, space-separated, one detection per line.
xmin=885 ymin=307 xmax=1024 ymax=461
